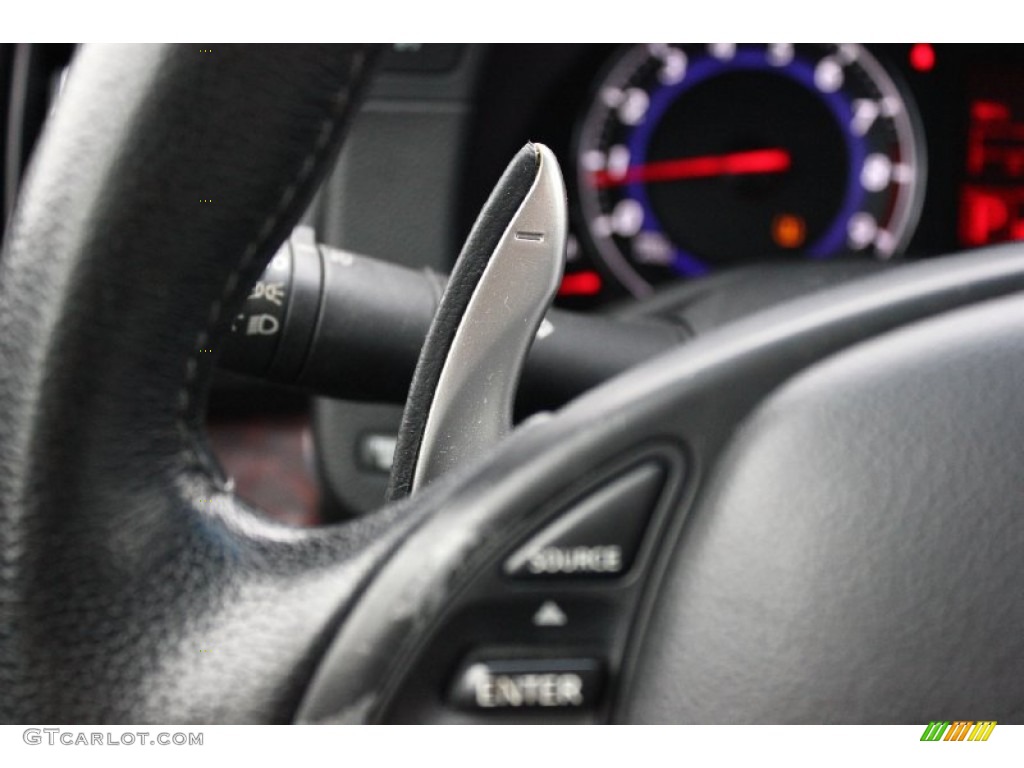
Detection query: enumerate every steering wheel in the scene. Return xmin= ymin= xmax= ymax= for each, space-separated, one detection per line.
xmin=3 ymin=44 xmax=1024 ymax=724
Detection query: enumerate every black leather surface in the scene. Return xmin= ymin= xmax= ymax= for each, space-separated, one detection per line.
xmin=624 ymin=295 xmax=1024 ymax=723
xmin=386 ymin=143 xmax=539 ymax=501
xmin=0 ymin=44 xmax=426 ymax=723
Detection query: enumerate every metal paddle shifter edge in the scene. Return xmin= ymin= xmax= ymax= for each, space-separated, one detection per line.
xmin=386 ymin=142 xmax=567 ymax=500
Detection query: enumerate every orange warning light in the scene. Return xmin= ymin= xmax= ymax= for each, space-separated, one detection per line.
xmin=772 ymin=213 xmax=806 ymax=249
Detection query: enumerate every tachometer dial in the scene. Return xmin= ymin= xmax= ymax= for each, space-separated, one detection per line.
xmin=575 ymin=44 xmax=926 ymax=296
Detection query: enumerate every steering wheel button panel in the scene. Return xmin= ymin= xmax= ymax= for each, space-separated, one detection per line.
xmin=503 ymin=462 xmax=666 ymax=579
xmin=449 ymin=658 xmax=604 ymax=711
xmin=299 ymin=446 xmax=686 ymax=722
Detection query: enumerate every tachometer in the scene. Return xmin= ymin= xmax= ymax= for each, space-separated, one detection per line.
xmin=575 ymin=44 xmax=926 ymax=296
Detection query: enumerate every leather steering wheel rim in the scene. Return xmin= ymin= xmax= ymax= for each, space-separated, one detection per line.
xmin=4 ymin=44 xmax=1024 ymax=725
xmin=0 ymin=44 xmax=415 ymax=723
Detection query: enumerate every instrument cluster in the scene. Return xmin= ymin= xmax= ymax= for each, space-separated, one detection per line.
xmin=461 ymin=44 xmax=1024 ymax=309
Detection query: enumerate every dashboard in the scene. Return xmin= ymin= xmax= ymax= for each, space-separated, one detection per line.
xmin=459 ymin=44 xmax=1024 ymax=309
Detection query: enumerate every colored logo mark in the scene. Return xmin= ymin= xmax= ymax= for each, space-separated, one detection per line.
xmin=920 ymin=720 xmax=996 ymax=741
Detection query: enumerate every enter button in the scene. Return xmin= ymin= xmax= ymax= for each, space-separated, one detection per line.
xmin=504 ymin=462 xmax=666 ymax=579
xmin=450 ymin=657 xmax=603 ymax=711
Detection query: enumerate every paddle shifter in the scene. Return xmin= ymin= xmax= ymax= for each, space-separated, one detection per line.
xmin=386 ymin=142 xmax=567 ymax=498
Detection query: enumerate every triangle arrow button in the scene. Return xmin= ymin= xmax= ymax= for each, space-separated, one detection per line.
xmin=532 ymin=600 xmax=568 ymax=627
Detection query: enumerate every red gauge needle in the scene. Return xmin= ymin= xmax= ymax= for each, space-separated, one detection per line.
xmin=592 ymin=147 xmax=792 ymax=188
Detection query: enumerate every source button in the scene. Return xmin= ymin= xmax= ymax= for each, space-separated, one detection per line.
xmin=503 ymin=462 xmax=665 ymax=580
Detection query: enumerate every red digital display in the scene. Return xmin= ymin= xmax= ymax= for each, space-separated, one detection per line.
xmin=557 ymin=270 xmax=603 ymax=297
xmin=961 ymin=74 xmax=1024 ymax=247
